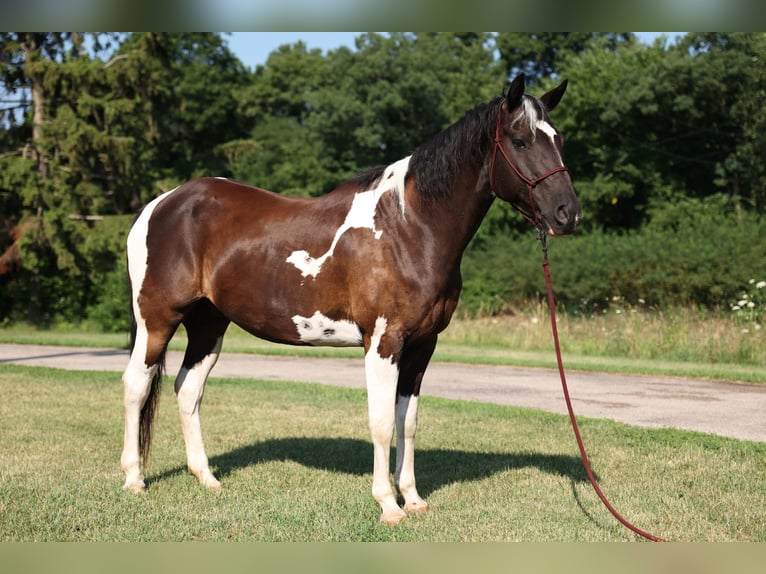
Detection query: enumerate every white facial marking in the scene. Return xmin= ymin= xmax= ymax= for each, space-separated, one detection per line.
xmin=286 ymin=156 xmax=409 ymax=279
xmin=520 ymin=97 xmax=563 ymax=165
xmin=536 ymin=118 xmax=563 ymax=165
xmin=519 ymin=97 xmax=558 ymax=141
xmin=536 ymin=119 xmax=557 ymax=139
xmin=291 ymin=311 xmax=363 ymax=347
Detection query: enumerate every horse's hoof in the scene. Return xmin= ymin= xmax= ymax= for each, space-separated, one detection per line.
xmin=123 ymin=479 xmax=146 ymax=493
xmin=190 ymin=467 xmax=222 ymax=490
xmin=404 ymin=499 xmax=430 ymax=513
xmin=380 ymin=508 xmax=408 ymax=526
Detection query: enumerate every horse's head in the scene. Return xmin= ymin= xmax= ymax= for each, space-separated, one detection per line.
xmin=490 ymin=73 xmax=581 ymax=236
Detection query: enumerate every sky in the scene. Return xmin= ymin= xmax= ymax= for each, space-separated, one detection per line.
xmin=225 ymin=32 xmax=683 ymax=71
xmin=226 ymin=32 xmax=361 ymax=70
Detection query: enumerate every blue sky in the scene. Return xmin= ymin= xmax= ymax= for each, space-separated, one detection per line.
xmin=226 ymin=32 xmax=361 ymax=70
xmin=226 ymin=32 xmax=682 ymax=71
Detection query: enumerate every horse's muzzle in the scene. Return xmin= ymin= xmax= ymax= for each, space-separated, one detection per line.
xmin=546 ymin=201 xmax=582 ymax=236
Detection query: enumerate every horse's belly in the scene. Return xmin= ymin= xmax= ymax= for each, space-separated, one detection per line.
xmin=231 ymin=308 xmax=363 ymax=348
xmin=289 ymin=310 xmax=363 ymax=347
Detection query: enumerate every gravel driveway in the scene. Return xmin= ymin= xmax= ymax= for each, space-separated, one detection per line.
xmin=1 ymin=343 xmax=764 ymax=442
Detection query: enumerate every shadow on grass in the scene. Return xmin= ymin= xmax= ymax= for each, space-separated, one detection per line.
xmin=150 ymin=437 xmax=591 ymax=496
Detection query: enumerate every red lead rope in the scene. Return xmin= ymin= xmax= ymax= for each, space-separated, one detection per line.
xmin=492 ymin=106 xmax=666 ymax=540
xmin=540 ymin=235 xmax=666 ymax=542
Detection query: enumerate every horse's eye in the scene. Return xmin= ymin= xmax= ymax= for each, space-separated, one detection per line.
xmin=512 ymin=139 xmax=527 ymax=150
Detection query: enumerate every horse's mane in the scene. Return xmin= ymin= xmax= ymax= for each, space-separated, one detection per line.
xmin=407 ymin=96 xmax=504 ymax=203
xmin=350 ymin=93 xmax=547 ymax=204
xmin=350 ymin=165 xmax=388 ymax=191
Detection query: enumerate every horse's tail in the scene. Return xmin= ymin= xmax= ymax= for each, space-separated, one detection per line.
xmin=139 ymin=355 xmax=165 ymax=466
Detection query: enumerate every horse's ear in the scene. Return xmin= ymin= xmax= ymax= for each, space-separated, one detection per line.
xmin=539 ymin=79 xmax=568 ymax=112
xmin=505 ymin=73 xmax=526 ymax=110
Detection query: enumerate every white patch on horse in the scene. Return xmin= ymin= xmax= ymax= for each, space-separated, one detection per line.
xmin=121 ymin=186 xmax=179 ymax=491
xmin=364 ymin=316 xmax=404 ymax=522
xmin=291 ymin=311 xmax=363 ymax=347
xmin=520 ymin=97 xmax=563 ymax=165
xmin=536 ymin=119 xmax=557 ymax=139
xmin=174 ymin=336 xmax=223 ymax=489
xmin=126 ymin=186 xmax=179 ymax=349
xmin=286 ymin=156 xmax=410 ymax=279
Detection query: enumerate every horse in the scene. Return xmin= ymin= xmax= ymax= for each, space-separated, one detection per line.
xmin=120 ymin=73 xmax=581 ymax=525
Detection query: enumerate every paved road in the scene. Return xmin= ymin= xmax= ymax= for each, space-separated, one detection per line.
xmin=1 ymin=343 xmax=764 ymax=442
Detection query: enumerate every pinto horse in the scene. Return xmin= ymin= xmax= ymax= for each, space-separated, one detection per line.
xmin=120 ymin=73 xmax=581 ymax=525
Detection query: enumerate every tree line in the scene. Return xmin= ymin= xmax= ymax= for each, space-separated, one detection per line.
xmin=1 ymin=32 xmax=765 ymax=326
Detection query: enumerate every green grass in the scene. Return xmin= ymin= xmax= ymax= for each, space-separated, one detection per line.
xmin=1 ymin=364 xmax=764 ymax=542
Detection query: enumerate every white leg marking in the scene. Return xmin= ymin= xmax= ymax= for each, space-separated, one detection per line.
xmin=175 ymin=337 xmax=223 ymax=490
xmin=395 ymin=394 xmax=429 ymax=513
xmin=291 ymin=311 xmax=363 ymax=347
xmin=286 ymin=157 xmax=410 ymax=278
xmin=365 ymin=317 xmax=405 ymax=524
xmin=121 ymin=187 xmax=178 ymax=492
xmin=120 ymin=324 xmax=157 ymax=492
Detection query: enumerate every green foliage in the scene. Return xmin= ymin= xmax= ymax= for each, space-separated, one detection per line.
xmin=234 ymin=33 xmax=502 ymax=195
xmin=461 ymin=196 xmax=766 ymax=316
xmin=495 ymin=32 xmax=635 ymax=85
xmin=2 ymin=32 xmax=766 ymax=327
xmin=729 ymin=279 xmax=766 ymax=330
xmin=86 ymin=267 xmax=130 ymax=332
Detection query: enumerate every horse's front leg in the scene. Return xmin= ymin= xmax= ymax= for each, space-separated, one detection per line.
xmin=364 ymin=317 xmax=406 ymax=525
xmin=395 ymin=394 xmax=429 ymax=513
xmin=395 ymin=335 xmax=437 ymax=514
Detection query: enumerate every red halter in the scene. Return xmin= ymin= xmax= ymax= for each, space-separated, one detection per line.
xmin=489 ymin=110 xmax=570 ymax=231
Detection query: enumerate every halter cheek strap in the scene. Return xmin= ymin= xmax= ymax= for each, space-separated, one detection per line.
xmin=489 ymin=111 xmax=570 ymax=230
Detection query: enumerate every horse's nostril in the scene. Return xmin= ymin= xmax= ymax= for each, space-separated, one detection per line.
xmin=555 ymin=205 xmax=570 ymax=226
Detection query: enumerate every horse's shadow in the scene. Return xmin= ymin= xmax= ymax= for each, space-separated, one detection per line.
xmin=151 ymin=436 xmax=590 ymax=498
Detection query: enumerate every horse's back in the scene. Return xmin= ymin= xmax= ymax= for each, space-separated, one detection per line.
xmin=129 ymin=177 xmax=363 ymax=343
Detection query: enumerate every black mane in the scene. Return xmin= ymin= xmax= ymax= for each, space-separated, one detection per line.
xmin=350 ymin=165 xmax=388 ymax=191
xmin=407 ymin=96 xmax=503 ymax=203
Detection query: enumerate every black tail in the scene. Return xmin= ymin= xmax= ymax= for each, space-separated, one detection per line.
xmin=139 ymin=355 xmax=165 ymax=466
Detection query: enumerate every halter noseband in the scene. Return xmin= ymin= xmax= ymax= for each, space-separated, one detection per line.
xmin=489 ymin=110 xmax=570 ymax=231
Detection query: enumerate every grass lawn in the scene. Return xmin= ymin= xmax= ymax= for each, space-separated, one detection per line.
xmin=1 ymin=364 xmax=764 ymax=542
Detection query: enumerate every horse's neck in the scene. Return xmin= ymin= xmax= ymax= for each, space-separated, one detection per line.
xmin=413 ymin=163 xmax=495 ymax=262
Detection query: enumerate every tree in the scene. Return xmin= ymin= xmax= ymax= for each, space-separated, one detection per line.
xmin=679 ymin=32 xmax=766 ymax=213
xmin=225 ymin=41 xmax=335 ymax=195
xmin=544 ymin=32 xmax=766 ymax=231
xmin=0 ymin=32 xmax=252 ymax=323
xmin=495 ymin=33 xmax=635 ymax=84
xmin=307 ymin=32 xmax=503 ymax=185
xmin=228 ymin=33 xmax=503 ymax=196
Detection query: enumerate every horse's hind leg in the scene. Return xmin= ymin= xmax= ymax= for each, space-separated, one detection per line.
xmin=121 ymin=320 xmax=176 ymax=492
xmin=174 ymin=301 xmax=230 ymax=489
